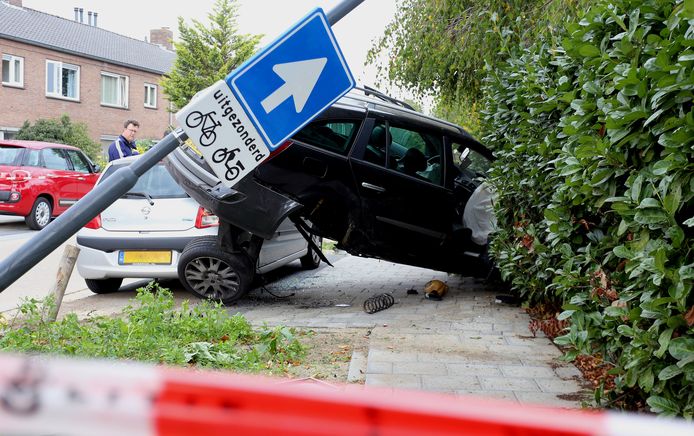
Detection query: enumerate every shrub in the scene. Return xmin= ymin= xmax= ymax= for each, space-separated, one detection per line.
xmin=16 ymin=115 xmax=101 ymax=161
xmin=482 ymin=0 xmax=693 ymax=417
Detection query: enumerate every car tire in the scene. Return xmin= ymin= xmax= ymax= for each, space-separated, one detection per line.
xmin=181 ymin=235 xmax=219 ymax=252
xmin=25 ymin=197 xmax=52 ymax=230
xmin=178 ymin=243 xmax=253 ymax=305
xmin=300 ymin=235 xmax=323 ymax=269
xmin=85 ymin=278 xmax=123 ymax=294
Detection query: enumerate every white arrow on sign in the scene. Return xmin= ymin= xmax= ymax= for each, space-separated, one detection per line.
xmin=260 ymin=57 xmax=327 ymax=114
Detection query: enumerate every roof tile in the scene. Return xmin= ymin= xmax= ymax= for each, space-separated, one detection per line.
xmin=0 ymin=2 xmax=174 ymax=74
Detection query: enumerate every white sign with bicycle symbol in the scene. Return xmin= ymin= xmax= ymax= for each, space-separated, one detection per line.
xmin=175 ymin=80 xmax=270 ymax=187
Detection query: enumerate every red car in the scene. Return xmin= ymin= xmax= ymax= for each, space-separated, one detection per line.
xmin=0 ymin=140 xmax=100 ymax=230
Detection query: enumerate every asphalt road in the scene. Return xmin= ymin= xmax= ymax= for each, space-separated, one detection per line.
xmin=0 ymin=216 xmax=147 ymax=314
xmin=0 ymin=216 xmax=32 ymax=238
xmin=0 ymin=215 xmax=340 ymax=317
xmin=0 ymin=216 xmax=85 ymax=313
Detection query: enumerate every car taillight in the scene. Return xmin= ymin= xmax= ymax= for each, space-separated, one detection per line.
xmin=84 ymin=214 xmax=101 ymax=229
xmin=195 ymin=207 xmax=219 ymax=228
xmin=265 ymin=140 xmax=293 ymax=162
xmin=10 ymin=170 xmax=31 ymax=182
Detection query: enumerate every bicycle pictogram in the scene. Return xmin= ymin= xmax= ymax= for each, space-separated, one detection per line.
xmin=212 ymin=147 xmax=247 ymax=182
xmin=185 ymin=110 xmax=222 ymax=147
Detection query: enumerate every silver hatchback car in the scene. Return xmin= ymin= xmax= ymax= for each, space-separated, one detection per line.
xmin=76 ymin=155 xmax=321 ymax=303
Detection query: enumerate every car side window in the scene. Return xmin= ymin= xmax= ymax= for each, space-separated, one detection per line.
xmin=65 ymin=150 xmax=91 ymax=173
xmin=293 ymin=120 xmax=359 ymax=155
xmin=23 ymin=149 xmax=41 ymax=167
xmin=390 ymin=125 xmax=444 ymax=186
xmin=41 ymin=148 xmax=70 ymax=170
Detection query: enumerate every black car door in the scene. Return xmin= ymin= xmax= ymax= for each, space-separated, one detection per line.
xmin=349 ymin=114 xmax=458 ymax=270
xmin=253 ymin=107 xmax=365 ymax=242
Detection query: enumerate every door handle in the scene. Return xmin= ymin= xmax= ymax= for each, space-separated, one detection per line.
xmin=361 ymin=182 xmax=386 ymax=193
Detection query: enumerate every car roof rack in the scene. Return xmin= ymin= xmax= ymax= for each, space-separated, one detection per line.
xmin=353 ymin=86 xmax=415 ymax=111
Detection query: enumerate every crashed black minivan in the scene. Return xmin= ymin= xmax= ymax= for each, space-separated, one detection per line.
xmin=166 ymin=88 xmax=493 ymax=303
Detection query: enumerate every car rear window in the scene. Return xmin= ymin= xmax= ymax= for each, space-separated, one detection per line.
xmin=293 ymin=120 xmax=359 ymax=154
xmin=0 ymin=145 xmax=24 ymax=165
xmin=100 ymin=163 xmax=188 ymax=199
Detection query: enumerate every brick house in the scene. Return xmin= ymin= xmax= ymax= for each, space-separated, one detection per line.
xmin=0 ymin=0 xmax=175 ymax=157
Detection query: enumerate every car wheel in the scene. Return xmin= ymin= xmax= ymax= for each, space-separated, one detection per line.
xmin=178 ymin=243 xmax=253 ymax=304
xmin=300 ymin=235 xmax=323 ymax=269
xmin=85 ymin=278 xmax=123 ymax=294
xmin=25 ymin=197 xmax=52 ymax=230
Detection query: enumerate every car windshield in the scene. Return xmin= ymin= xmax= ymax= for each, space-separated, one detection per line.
xmin=0 ymin=146 xmax=23 ymax=165
xmin=100 ymin=163 xmax=188 ymax=199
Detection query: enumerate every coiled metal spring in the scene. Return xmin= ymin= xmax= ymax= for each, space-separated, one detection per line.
xmin=363 ymin=293 xmax=395 ymax=314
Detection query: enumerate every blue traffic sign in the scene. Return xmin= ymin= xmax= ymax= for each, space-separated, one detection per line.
xmin=226 ymin=8 xmax=355 ymax=150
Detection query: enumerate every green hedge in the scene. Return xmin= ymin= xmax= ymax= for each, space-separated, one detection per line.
xmin=482 ymin=0 xmax=693 ymax=417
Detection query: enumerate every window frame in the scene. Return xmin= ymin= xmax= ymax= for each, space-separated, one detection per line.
xmin=0 ymin=127 xmax=19 ymax=140
xmin=45 ymin=60 xmax=80 ymax=101
xmin=2 ymin=54 xmax=24 ymax=88
xmin=101 ymin=71 xmax=129 ymax=108
xmin=144 ymin=83 xmax=157 ymax=108
xmin=360 ymin=118 xmax=446 ymax=186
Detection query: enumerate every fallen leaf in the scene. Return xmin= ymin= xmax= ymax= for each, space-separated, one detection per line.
xmin=685 ymin=306 xmax=694 ymax=327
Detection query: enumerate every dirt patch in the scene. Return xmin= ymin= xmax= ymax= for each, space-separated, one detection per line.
xmin=285 ymin=327 xmax=371 ymax=383
xmin=557 ymin=392 xmax=589 ymax=402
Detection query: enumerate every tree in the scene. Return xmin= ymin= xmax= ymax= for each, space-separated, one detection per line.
xmin=162 ymin=0 xmax=262 ymax=110
xmin=16 ymin=115 xmax=101 ymax=160
xmin=367 ymin=0 xmax=589 ymax=132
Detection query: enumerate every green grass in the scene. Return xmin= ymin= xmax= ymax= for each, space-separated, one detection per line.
xmin=0 ymin=283 xmax=305 ymax=373
xmin=321 ymin=238 xmax=338 ymax=252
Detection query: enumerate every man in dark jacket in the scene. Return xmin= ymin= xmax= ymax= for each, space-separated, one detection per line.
xmin=108 ymin=119 xmax=140 ymax=161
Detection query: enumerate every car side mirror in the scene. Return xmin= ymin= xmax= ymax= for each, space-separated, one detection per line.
xmin=92 ymin=164 xmax=101 ymax=173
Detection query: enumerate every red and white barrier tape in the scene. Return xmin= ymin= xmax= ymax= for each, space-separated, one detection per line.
xmin=0 ymin=353 xmax=691 ymax=435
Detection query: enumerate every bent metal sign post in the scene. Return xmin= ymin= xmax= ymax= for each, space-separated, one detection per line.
xmin=175 ymin=8 xmax=354 ymax=188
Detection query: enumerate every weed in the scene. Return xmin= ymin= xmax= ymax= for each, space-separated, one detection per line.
xmin=0 ymin=283 xmax=305 ymax=374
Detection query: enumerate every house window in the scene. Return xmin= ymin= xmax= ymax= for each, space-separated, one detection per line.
xmin=46 ymin=60 xmax=79 ymax=100
xmin=101 ymin=72 xmax=128 ymax=108
xmin=0 ymin=127 xmax=19 ymax=140
xmin=144 ymin=83 xmax=157 ymax=108
xmin=2 ymin=54 xmax=24 ymax=87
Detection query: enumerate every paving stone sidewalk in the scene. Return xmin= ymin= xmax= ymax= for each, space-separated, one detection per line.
xmin=229 ymin=254 xmax=592 ymax=409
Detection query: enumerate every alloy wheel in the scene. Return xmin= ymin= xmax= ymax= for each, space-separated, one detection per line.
xmin=183 ymin=255 xmax=241 ymax=301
